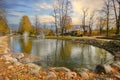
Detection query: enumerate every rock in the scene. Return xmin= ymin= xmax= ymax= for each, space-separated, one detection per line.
xmin=27 ymin=63 xmax=41 ymax=76
xmin=14 ymin=61 xmax=22 ymax=66
xmin=95 ymin=64 xmax=112 ymax=74
xmin=1 ymin=55 xmax=12 ymax=61
xmin=29 ymin=69 xmax=40 ymax=76
xmin=1 ymin=55 xmax=18 ymax=63
xmin=115 ymin=75 xmax=120 ymax=79
xmin=5 ymin=61 xmax=11 ymax=64
xmin=46 ymin=72 xmax=57 ymax=79
xmin=66 ymin=71 xmax=77 ymax=79
xmin=8 ymin=66 xmax=13 ymax=69
xmin=75 ymin=68 xmax=90 ymax=75
xmin=19 ymin=58 xmax=31 ymax=64
xmin=12 ymin=53 xmax=24 ymax=60
xmin=81 ymin=68 xmax=90 ymax=72
xmin=78 ymin=71 xmax=89 ymax=79
xmin=51 ymin=67 xmax=71 ymax=72
xmin=111 ymin=61 xmax=120 ymax=70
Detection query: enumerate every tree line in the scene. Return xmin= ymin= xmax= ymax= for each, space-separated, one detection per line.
xmin=0 ymin=0 xmax=119 ymax=37
xmin=52 ymin=0 xmax=120 ymax=37
xmin=0 ymin=1 xmax=9 ymax=36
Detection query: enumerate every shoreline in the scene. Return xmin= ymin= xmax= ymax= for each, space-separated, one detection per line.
xmin=0 ymin=35 xmax=120 ymax=79
xmin=46 ymin=36 xmax=120 ymax=58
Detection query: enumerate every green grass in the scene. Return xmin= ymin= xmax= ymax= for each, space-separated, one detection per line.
xmin=45 ymin=36 xmax=84 ymax=40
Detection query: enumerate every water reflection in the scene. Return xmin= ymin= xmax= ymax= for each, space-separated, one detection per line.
xmin=10 ymin=36 xmax=32 ymax=53
xmin=10 ymin=37 xmax=114 ymax=70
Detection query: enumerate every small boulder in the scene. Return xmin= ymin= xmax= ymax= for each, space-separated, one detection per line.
xmin=46 ymin=72 xmax=57 ymax=79
xmin=95 ymin=64 xmax=112 ymax=74
xmin=51 ymin=67 xmax=71 ymax=72
xmin=1 ymin=55 xmax=13 ymax=61
xmin=8 ymin=65 xmax=13 ymax=69
xmin=19 ymin=58 xmax=31 ymax=64
xmin=27 ymin=63 xmax=41 ymax=76
xmin=66 ymin=71 xmax=77 ymax=79
xmin=14 ymin=61 xmax=22 ymax=66
xmin=78 ymin=71 xmax=89 ymax=79
xmin=1 ymin=55 xmax=19 ymax=64
xmin=115 ymin=75 xmax=120 ymax=79
xmin=111 ymin=61 xmax=120 ymax=70
xmin=12 ymin=53 xmax=24 ymax=60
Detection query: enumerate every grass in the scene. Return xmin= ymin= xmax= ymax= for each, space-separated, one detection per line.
xmin=45 ymin=36 xmax=84 ymax=40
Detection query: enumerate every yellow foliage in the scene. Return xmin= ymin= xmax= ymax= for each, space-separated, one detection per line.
xmin=0 ymin=16 xmax=9 ymax=34
xmin=45 ymin=29 xmax=54 ymax=36
xmin=19 ymin=15 xmax=32 ymax=34
xmin=65 ymin=25 xmax=72 ymax=30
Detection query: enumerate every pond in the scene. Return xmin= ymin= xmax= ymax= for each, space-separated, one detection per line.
xmin=9 ymin=36 xmax=114 ymax=70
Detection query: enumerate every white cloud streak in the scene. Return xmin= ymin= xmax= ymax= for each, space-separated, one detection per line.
xmin=35 ymin=2 xmax=53 ymax=11
xmin=9 ymin=11 xmax=25 ymax=17
xmin=71 ymin=0 xmax=104 ymax=25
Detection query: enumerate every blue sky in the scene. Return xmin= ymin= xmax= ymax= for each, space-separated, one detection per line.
xmin=2 ymin=0 xmax=53 ymax=26
xmin=2 ymin=0 xmax=104 ymax=27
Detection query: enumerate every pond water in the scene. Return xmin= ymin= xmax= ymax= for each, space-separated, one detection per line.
xmin=9 ymin=36 xmax=114 ymax=70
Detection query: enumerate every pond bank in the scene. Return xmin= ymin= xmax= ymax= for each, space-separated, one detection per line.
xmin=0 ymin=36 xmax=120 ymax=80
xmin=46 ymin=36 xmax=120 ymax=58
xmin=74 ymin=38 xmax=120 ymax=59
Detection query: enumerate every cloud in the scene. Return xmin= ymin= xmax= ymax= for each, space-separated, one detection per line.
xmin=70 ymin=0 xmax=104 ymax=25
xmin=35 ymin=2 xmax=53 ymax=11
xmin=39 ymin=15 xmax=54 ymax=23
xmin=8 ymin=11 xmax=25 ymax=17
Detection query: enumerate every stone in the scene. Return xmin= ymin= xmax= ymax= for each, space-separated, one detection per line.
xmin=29 ymin=70 xmax=40 ymax=76
xmin=111 ymin=61 xmax=120 ymax=70
xmin=19 ymin=58 xmax=31 ymax=64
xmin=115 ymin=75 xmax=120 ymax=79
xmin=1 ymin=55 xmax=12 ymax=61
xmin=46 ymin=72 xmax=57 ymax=79
xmin=66 ymin=71 xmax=77 ymax=79
xmin=81 ymin=68 xmax=90 ymax=72
xmin=1 ymin=55 xmax=18 ymax=64
xmin=5 ymin=61 xmax=11 ymax=64
xmin=78 ymin=71 xmax=89 ymax=79
xmin=14 ymin=61 xmax=22 ymax=66
xmin=95 ymin=64 xmax=112 ymax=74
xmin=51 ymin=67 xmax=71 ymax=72
xmin=27 ymin=63 xmax=41 ymax=76
xmin=8 ymin=66 xmax=13 ymax=69
xmin=12 ymin=53 xmax=24 ymax=60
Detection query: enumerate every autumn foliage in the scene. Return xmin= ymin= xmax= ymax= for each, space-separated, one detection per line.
xmin=0 ymin=16 xmax=9 ymax=35
xmin=18 ymin=15 xmax=32 ymax=34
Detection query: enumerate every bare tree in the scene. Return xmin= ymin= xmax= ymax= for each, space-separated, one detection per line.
xmin=88 ymin=10 xmax=96 ymax=35
xmin=112 ymin=0 xmax=120 ymax=34
xmin=53 ymin=5 xmax=58 ymax=36
xmin=82 ymin=8 xmax=88 ymax=35
xmin=102 ymin=0 xmax=111 ymax=36
xmin=53 ymin=0 xmax=72 ymax=36
xmin=34 ymin=15 xmax=40 ymax=35
xmin=97 ymin=16 xmax=106 ymax=35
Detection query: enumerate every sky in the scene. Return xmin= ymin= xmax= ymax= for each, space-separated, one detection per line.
xmin=2 ymin=0 xmax=104 ymax=27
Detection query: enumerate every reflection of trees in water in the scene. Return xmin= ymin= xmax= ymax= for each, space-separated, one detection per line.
xmin=95 ymin=47 xmax=107 ymax=64
xmin=76 ymin=44 xmax=110 ymax=69
xmin=59 ymin=40 xmax=72 ymax=60
xmin=78 ymin=44 xmax=92 ymax=68
xmin=20 ymin=38 xmax=32 ymax=54
xmin=11 ymin=37 xmax=114 ymax=70
xmin=53 ymin=40 xmax=73 ymax=68
xmin=53 ymin=39 xmax=59 ymax=66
